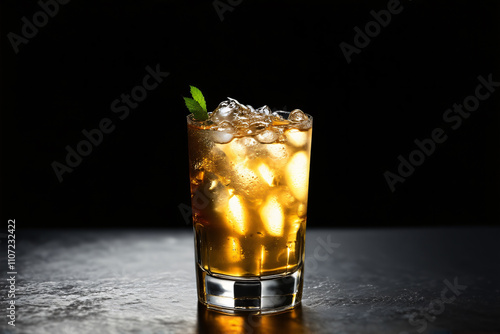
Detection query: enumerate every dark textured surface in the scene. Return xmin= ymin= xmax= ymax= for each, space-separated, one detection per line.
xmin=2 ymin=227 xmax=500 ymax=334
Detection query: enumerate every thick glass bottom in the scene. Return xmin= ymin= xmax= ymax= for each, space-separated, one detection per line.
xmin=195 ymin=263 xmax=303 ymax=314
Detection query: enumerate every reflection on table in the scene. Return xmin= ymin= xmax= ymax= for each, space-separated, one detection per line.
xmin=196 ymin=302 xmax=310 ymax=334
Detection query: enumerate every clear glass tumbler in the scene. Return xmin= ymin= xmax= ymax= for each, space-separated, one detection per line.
xmin=187 ymin=110 xmax=312 ymax=314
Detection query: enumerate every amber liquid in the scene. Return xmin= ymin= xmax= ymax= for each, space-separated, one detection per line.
xmin=188 ymin=122 xmax=311 ymax=277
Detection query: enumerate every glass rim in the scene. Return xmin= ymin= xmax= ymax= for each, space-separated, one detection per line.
xmin=186 ymin=110 xmax=313 ymax=125
xmin=271 ymin=110 xmax=313 ymax=121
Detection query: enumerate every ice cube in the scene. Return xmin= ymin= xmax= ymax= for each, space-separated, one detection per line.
xmin=216 ymin=120 xmax=235 ymax=132
xmin=265 ymin=143 xmax=289 ymax=167
xmin=211 ymin=121 xmax=235 ymax=144
xmin=246 ymin=104 xmax=256 ymax=113
xmin=232 ymin=161 xmax=265 ymax=199
xmin=211 ymin=97 xmax=248 ymax=123
xmin=217 ymin=138 xmax=247 ymax=162
xmin=255 ymin=128 xmax=279 ymax=143
xmin=256 ymin=105 xmax=272 ymax=115
xmin=219 ymin=137 xmax=258 ymax=162
xmin=206 ymin=171 xmax=229 ymax=195
xmin=275 ymin=186 xmax=297 ymax=208
xmin=246 ymin=121 xmax=268 ymax=135
xmin=208 ymin=145 xmax=231 ymax=176
xmin=271 ymin=113 xmax=291 ymax=127
xmin=271 ymin=111 xmax=283 ymax=119
xmin=233 ymin=113 xmax=268 ymax=136
xmin=297 ymin=203 xmax=307 ymax=218
xmin=285 ymin=151 xmax=310 ymax=202
xmin=259 ymin=194 xmax=284 ymax=237
xmin=227 ymin=195 xmax=246 ymax=234
xmin=233 ymin=121 xmax=250 ymax=136
xmin=239 ymin=137 xmax=258 ymax=149
xmin=285 ymin=128 xmax=308 ymax=147
xmin=191 ymin=172 xmax=230 ymax=214
xmin=257 ymin=163 xmax=275 ymax=186
xmin=227 ymin=97 xmax=251 ymax=114
xmin=288 ymin=109 xmax=308 ymax=122
xmin=211 ymin=101 xmax=237 ymax=123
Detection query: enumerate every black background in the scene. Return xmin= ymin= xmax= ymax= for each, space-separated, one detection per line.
xmin=1 ymin=0 xmax=499 ymax=229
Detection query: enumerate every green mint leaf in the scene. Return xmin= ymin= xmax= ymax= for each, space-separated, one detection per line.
xmin=183 ymin=97 xmax=207 ymax=121
xmin=190 ymin=85 xmax=207 ymax=113
xmin=183 ymin=85 xmax=209 ymax=121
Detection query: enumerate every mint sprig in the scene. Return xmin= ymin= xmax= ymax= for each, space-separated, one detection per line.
xmin=183 ymin=85 xmax=208 ymax=121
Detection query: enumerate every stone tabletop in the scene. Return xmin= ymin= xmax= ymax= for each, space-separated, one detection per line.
xmin=2 ymin=227 xmax=499 ymax=334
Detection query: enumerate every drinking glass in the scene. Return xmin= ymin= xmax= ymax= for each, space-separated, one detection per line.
xmin=187 ymin=110 xmax=312 ymax=314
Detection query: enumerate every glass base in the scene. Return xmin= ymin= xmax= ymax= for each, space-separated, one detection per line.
xmin=195 ymin=264 xmax=304 ymax=314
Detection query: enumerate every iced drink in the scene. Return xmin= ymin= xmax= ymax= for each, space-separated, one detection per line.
xmin=187 ymin=98 xmax=312 ymax=313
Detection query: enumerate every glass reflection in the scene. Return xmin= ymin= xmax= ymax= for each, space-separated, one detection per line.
xmin=196 ymin=303 xmax=310 ymax=334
